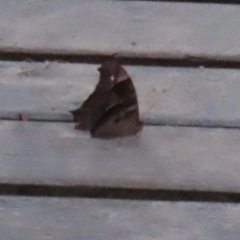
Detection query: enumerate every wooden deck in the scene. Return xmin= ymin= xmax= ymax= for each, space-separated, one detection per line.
xmin=1 ymin=0 xmax=240 ymax=239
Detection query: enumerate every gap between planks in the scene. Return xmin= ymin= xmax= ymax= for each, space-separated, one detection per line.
xmin=119 ymin=0 xmax=240 ymax=5
xmin=3 ymin=117 xmax=240 ymax=131
xmin=1 ymin=49 xmax=240 ymax=69
xmin=1 ymin=183 xmax=240 ymax=203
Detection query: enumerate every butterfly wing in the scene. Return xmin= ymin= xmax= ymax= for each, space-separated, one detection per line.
xmin=70 ymin=60 xmax=123 ymax=130
xmin=70 ymin=88 xmax=119 ymax=131
xmin=91 ymin=98 xmax=143 ymax=138
xmin=71 ymin=59 xmax=143 ymax=138
xmin=92 ymin=60 xmax=143 ymax=138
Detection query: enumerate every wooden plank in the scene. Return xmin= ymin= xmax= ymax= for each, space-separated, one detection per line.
xmin=0 ymin=196 xmax=240 ymax=240
xmin=1 ymin=120 xmax=240 ymax=192
xmin=0 ymin=1 xmax=240 ymax=61
xmin=1 ymin=61 xmax=240 ymax=127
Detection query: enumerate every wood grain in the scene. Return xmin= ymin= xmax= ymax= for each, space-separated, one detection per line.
xmin=0 ymin=1 xmax=240 ymax=61
xmin=1 ymin=61 xmax=240 ymax=127
xmin=1 ymin=120 xmax=240 ymax=192
xmin=0 ymin=196 xmax=239 ymax=240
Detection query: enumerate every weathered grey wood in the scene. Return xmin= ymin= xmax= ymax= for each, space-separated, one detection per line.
xmin=1 ymin=61 xmax=240 ymax=127
xmin=1 ymin=120 xmax=240 ymax=192
xmin=0 ymin=196 xmax=240 ymax=240
xmin=0 ymin=1 xmax=240 ymax=61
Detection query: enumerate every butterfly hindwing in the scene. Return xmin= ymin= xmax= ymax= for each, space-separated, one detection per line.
xmin=91 ymin=101 xmax=143 ymax=138
xmin=70 ymin=88 xmax=119 ymax=131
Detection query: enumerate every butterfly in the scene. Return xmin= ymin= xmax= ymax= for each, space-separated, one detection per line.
xmin=70 ymin=60 xmax=143 ymax=138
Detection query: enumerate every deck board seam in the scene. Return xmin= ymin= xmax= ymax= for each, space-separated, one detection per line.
xmin=1 ymin=183 xmax=240 ymax=203
xmin=1 ymin=49 xmax=240 ymax=69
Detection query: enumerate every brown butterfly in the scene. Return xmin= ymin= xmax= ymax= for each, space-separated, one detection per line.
xmin=70 ymin=60 xmax=143 ymax=138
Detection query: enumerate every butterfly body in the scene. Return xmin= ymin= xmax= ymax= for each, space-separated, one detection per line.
xmin=70 ymin=60 xmax=143 ymax=138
